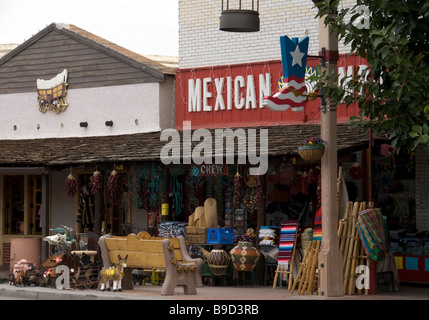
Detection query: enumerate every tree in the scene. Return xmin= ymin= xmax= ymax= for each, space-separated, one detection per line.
xmin=313 ymin=0 xmax=429 ymax=152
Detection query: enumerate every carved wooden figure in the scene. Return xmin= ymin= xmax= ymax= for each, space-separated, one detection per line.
xmin=99 ymin=255 xmax=128 ymax=292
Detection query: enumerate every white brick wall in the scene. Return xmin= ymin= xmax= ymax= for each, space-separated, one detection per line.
xmin=415 ymin=146 xmax=429 ymax=231
xmin=179 ymin=0 xmax=355 ymax=68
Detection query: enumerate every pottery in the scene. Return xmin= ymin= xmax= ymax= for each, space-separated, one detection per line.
xmin=230 ymin=241 xmax=260 ymax=272
xmin=207 ymin=249 xmax=230 ymax=276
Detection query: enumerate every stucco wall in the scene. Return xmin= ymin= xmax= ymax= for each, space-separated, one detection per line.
xmin=0 ymin=82 xmax=170 ymax=140
xmin=51 ymin=170 xmax=77 ymax=229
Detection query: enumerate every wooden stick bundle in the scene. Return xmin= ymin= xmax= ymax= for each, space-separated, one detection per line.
xmin=339 ymin=201 xmax=373 ymax=295
xmin=290 ymin=240 xmax=320 ymax=295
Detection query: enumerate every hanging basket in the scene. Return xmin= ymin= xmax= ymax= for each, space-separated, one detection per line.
xmin=298 ymin=145 xmax=325 ymax=162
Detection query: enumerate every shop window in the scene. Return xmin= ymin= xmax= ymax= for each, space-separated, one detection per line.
xmin=3 ymin=176 xmax=24 ymax=235
xmin=29 ymin=175 xmax=42 ymax=235
xmin=3 ymin=175 xmax=43 ymax=235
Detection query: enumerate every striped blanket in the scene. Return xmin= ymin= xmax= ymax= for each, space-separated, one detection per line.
xmin=277 ymin=220 xmax=298 ymax=266
xmin=312 ymin=207 xmax=322 ymax=241
xmin=356 ymin=208 xmax=388 ymax=261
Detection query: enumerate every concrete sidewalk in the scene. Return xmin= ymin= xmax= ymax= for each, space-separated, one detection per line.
xmin=1 ymin=281 xmax=429 ymax=301
xmin=1 ymin=266 xmax=428 ymax=300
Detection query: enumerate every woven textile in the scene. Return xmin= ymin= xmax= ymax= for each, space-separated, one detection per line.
xmin=356 ymin=208 xmax=388 ymax=261
xmin=277 ymin=220 xmax=298 ymax=265
xmin=312 ymin=208 xmax=322 ymax=241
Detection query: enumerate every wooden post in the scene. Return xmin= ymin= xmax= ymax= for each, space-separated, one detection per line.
xmin=93 ymin=193 xmax=103 ymax=234
xmin=41 ymin=172 xmax=50 ymax=262
xmin=256 ymin=174 xmax=266 ymax=231
xmin=317 ymin=14 xmax=343 ymax=297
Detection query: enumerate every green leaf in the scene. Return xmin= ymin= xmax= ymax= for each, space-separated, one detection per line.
xmin=412 ymin=125 xmax=422 ymax=133
xmin=380 ymin=46 xmax=391 ymax=60
xmin=372 ymin=37 xmax=384 ymax=50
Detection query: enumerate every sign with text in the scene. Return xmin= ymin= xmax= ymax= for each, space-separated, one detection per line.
xmin=175 ymin=54 xmax=366 ymax=129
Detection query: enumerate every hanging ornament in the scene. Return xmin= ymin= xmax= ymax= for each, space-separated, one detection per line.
xmin=64 ymin=173 xmax=77 ymax=197
xmin=90 ymin=170 xmax=104 ymax=195
xmin=349 ymin=163 xmax=363 ymax=180
xmin=108 ymin=170 xmax=121 ymax=201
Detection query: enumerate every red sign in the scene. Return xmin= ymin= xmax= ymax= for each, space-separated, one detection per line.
xmin=175 ymin=54 xmax=367 ymax=129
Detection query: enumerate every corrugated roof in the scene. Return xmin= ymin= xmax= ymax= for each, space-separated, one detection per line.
xmin=0 ymin=123 xmax=368 ymax=166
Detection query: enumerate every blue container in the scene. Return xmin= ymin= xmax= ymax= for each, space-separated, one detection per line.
xmin=207 ymin=228 xmax=233 ymax=244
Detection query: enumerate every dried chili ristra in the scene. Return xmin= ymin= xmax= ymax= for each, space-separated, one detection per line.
xmin=64 ymin=173 xmax=77 ymax=197
xmin=91 ymin=170 xmax=104 ymax=195
xmin=108 ymin=170 xmax=121 ymax=201
xmin=233 ymin=172 xmax=243 ymax=210
xmin=255 ymin=174 xmax=265 ymax=205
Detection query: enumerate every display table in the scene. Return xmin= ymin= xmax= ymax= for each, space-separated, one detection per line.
xmin=394 ymin=254 xmax=429 ymax=284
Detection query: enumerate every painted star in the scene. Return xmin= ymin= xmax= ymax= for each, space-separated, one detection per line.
xmin=290 ymin=45 xmax=306 ymax=67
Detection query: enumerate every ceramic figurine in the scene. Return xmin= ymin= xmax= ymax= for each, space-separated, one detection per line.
xmin=99 ymin=255 xmax=128 ymax=292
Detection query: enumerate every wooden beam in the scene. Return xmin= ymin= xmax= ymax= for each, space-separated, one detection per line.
xmin=41 ymin=172 xmax=50 ymax=261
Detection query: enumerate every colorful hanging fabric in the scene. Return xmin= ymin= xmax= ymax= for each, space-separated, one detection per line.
xmin=356 ymin=208 xmax=388 ymax=261
xmin=277 ymin=220 xmax=298 ymax=266
xmin=313 ymin=207 xmax=322 ymax=241
xmin=277 ymin=220 xmax=298 ymax=280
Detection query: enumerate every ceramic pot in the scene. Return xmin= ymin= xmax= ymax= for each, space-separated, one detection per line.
xmin=230 ymin=241 xmax=260 ymax=272
xmin=207 ymin=249 xmax=230 ymax=276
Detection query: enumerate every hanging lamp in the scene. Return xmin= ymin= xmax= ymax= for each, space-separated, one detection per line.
xmin=220 ymin=0 xmax=260 ymax=32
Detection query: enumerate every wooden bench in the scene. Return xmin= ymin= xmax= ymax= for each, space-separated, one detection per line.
xmin=98 ymin=233 xmax=203 ymax=292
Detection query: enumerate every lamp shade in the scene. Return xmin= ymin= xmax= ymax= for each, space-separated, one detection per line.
xmin=220 ymin=0 xmax=260 ymax=32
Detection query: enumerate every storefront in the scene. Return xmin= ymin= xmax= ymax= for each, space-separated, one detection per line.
xmin=0 ymin=23 xmax=176 ymax=267
xmin=1 ymin=6 xmax=427 ymax=292
xmin=169 ymin=53 xmax=377 ymax=287
xmin=174 ymin=0 xmax=429 ymax=290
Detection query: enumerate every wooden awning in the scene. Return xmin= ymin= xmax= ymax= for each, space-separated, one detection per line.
xmin=0 ymin=123 xmax=369 ymax=167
